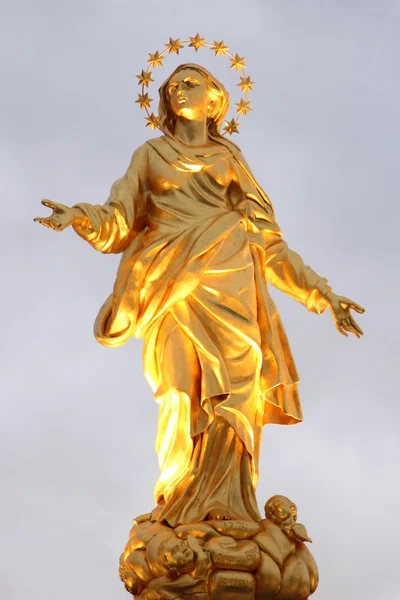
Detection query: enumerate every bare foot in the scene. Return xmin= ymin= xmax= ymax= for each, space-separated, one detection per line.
xmin=132 ymin=512 xmax=152 ymax=525
xmin=150 ymin=503 xmax=166 ymax=522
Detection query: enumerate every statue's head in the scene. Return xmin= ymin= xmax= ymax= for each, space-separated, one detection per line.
xmin=158 ymin=536 xmax=195 ymax=573
xmin=264 ymin=495 xmax=298 ymax=528
xmin=158 ymin=63 xmax=229 ymax=138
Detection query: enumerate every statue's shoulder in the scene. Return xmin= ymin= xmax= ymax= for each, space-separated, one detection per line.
xmin=144 ymin=135 xmax=168 ymax=151
xmin=126 ymin=142 xmax=152 ymax=171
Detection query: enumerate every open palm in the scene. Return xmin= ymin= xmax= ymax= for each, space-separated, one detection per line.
xmin=325 ymin=294 xmax=365 ymax=338
xmin=34 ymin=199 xmax=78 ymax=231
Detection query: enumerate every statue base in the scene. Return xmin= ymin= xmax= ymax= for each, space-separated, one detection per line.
xmin=118 ymin=496 xmax=319 ymax=600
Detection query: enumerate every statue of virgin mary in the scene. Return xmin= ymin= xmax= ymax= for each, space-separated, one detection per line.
xmin=35 ymin=63 xmax=364 ymax=527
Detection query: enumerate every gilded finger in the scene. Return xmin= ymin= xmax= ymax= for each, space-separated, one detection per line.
xmin=41 ymin=199 xmax=57 ymax=209
xmin=348 ymin=326 xmax=361 ymax=339
xmin=335 ymin=322 xmax=348 ymax=337
xmin=350 ymin=301 xmax=365 ymax=314
xmin=341 ymin=321 xmax=360 ymax=339
xmin=349 ymin=316 xmax=363 ymax=336
xmin=34 ymin=217 xmax=51 ymax=228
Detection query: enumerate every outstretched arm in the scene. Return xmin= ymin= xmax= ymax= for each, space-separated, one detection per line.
xmin=235 ymin=191 xmax=365 ymax=338
xmin=263 ymin=234 xmax=331 ymax=314
xmin=34 ymin=144 xmax=148 ymax=254
xmin=263 ymin=232 xmax=364 ymax=338
xmin=228 ymin=150 xmax=365 ymax=338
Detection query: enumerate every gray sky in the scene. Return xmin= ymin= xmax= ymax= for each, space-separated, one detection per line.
xmin=1 ymin=1 xmax=399 ymax=598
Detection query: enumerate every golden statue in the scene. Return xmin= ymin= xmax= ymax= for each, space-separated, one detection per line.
xmin=35 ymin=37 xmax=364 ymax=600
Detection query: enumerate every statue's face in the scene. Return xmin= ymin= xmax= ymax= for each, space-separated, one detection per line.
xmin=163 ymin=537 xmax=194 ymax=572
xmin=267 ymin=496 xmax=297 ymax=527
xmin=168 ymin=68 xmax=210 ymax=121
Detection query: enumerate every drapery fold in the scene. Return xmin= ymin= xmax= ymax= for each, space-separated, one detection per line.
xmin=72 ymin=135 xmax=331 ymax=522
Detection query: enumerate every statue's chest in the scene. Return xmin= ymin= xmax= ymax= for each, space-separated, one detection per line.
xmin=149 ymin=152 xmax=233 ymax=196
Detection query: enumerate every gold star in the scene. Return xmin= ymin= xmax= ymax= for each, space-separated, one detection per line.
xmin=135 ymin=93 xmax=153 ymax=110
xmin=211 ymin=40 xmax=229 ymax=56
xmin=147 ymin=51 xmax=164 ymax=68
xmin=235 ymin=98 xmax=252 ymax=116
xmin=136 ymin=70 xmax=153 ymax=87
xmin=230 ymin=53 xmax=246 ymax=71
xmin=165 ymin=37 xmax=184 ymax=54
xmin=223 ymin=118 xmax=240 ymax=135
xmin=237 ymin=75 xmax=255 ymax=93
xmin=145 ymin=113 xmax=160 ymax=130
xmin=189 ymin=33 xmax=206 ymax=52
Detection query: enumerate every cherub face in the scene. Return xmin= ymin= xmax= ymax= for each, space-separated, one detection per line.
xmin=265 ymin=496 xmax=297 ymax=528
xmin=163 ymin=537 xmax=195 ymax=572
xmin=168 ymin=69 xmax=211 ymax=121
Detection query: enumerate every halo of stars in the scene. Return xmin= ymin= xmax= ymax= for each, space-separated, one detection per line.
xmin=135 ymin=35 xmax=255 ymax=136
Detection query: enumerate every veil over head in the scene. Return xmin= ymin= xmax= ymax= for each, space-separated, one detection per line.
xmin=158 ymin=63 xmax=230 ymax=140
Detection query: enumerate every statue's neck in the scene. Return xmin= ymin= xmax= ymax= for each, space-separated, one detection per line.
xmin=173 ymin=117 xmax=208 ymax=147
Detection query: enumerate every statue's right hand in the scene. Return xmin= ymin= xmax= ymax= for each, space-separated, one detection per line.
xmin=34 ymin=199 xmax=79 ymax=231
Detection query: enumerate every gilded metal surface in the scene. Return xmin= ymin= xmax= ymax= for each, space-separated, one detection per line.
xmin=117 ymin=498 xmax=319 ymax=599
xmin=135 ymin=35 xmax=254 ymax=135
xmin=204 ymin=536 xmax=261 ymax=571
xmin=35 ymin=57 xmax=364 ymax=598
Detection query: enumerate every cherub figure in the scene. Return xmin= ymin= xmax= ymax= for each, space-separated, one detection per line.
xmin=146 ymin=534 xmax=211 ymax=600
xmin=253 ymin=495 xmax=319 ymax=598
xmin=265 ymin=495 xmax=312 ymax=543
xmin=159 ymin=535 xmax=211 ymax=576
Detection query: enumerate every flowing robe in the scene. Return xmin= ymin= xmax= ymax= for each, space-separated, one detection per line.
xmin=73 ymin=136 xmax=330 ymax=525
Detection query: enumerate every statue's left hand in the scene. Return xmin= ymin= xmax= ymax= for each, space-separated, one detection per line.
xmin=323 ymin=292 xmax=365 ymax=338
